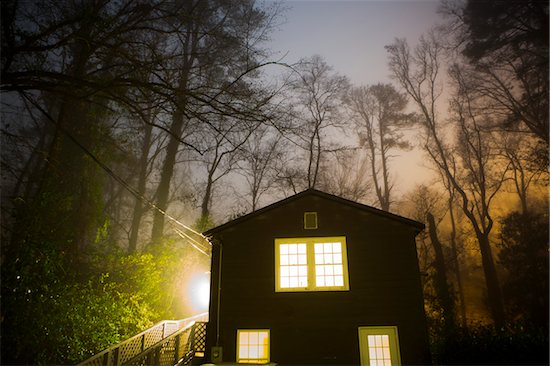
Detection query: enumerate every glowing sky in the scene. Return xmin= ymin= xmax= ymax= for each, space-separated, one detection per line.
xmin=266 ymin=0 xmax=443 ymax=196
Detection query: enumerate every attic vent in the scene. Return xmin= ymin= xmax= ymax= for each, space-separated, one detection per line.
xmin=304 ymin=212 xmax=318 ymax=229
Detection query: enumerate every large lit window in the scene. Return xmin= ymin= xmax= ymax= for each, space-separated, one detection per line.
xmin=275 ymin=237 xmax=349 ymax=292
xmin=237 ymin=330 xmax=270 ymax=364
xmin=358 ymin=326 xmax=401 ymax=366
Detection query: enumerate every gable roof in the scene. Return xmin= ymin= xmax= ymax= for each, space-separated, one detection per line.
xmin=204 ymin=188 xmax=424 ymax=236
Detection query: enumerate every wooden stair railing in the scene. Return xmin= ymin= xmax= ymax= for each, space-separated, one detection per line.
xmin=77 ymin=313 xmax=208 ymax=366
xmin=122 ymin=321 xmax=207 ymax=366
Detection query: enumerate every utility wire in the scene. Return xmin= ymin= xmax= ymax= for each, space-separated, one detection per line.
xmin=20 ymin=92 xmax=211 ymax=249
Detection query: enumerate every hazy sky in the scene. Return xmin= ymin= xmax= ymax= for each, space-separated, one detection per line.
xmin=266 ymin=0 xmax=443 ymax=196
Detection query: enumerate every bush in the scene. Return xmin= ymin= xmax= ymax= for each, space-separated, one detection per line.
xmin=431 ymin=322 xmax=549 ymax=365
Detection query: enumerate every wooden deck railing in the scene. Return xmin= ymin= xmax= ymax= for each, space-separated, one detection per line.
xmin=77 ymin=312 xmax=208 ymax=366
xmin=123 ymin=321 xmax=207 ymax=366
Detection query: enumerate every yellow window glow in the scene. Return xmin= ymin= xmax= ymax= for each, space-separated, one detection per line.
xmin=368 ymin=335 xmax=392 ymax=366
xmin=279 ymin=243 xmax=308 ymax=289
xmin=237 ymin=330 xmax=270 ymax=364
xmin=359 ymin=326 xmax=401 ymax=366
xmin=275 ymin=237 xmax=349 ymax=292
xmin=314 ymin=241 xmax=345 ymax=288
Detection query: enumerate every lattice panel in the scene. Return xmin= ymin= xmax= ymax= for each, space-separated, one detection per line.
xmin=118 ymin=336 xmax=144 ymax=364
xmin=143 ymin=324 xmax=165 ymax=348
xmin=192 ymin=322 xmax=207 ymax=354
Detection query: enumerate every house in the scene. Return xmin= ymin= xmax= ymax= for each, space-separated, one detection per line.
xmin=204 ymin=188 xmax=431 ymax=365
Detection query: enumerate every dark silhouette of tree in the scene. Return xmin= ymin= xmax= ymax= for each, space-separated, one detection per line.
xmin=443 ymin=0 xmax=549 ymax=145
xmin=236 ymin=125 xmax=285 ymax=211
xmin=499 ymin=210 xmax=549 ymax=325
xmin=347 ymin=83 xmax=413 ymax=211
xmin=288 ymin=55 xmax=350 ymax=189
xmin=150 ymin=0 xmax=281 ymax=242
xmin=387 ymin=34 xmax=508 ymax=326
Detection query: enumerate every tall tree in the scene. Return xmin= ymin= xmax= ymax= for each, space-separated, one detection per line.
xmin=347 ymin=83 xmax=413 ymax=211
xmin=150 ymin=0 xmax=279 ymax=241
xmin=443 ymin=0 xmax=549 ymax=145
xmin=236 ymin=125 xmax=284 ymax=212
xmin=387 ymin=34 xmax=508 ymax=325
xmin=288 ymin=55 xmax=349 ymax=189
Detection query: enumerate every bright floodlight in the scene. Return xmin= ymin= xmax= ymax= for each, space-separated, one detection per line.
xmin=188 ymin=273 xmax=210 ymax=312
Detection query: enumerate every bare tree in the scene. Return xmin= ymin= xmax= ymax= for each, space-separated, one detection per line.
xmin=347 ymin=83 xmax=413 ymax=211
xmin=317 ymin=149 xmax=371 ymax=202
xmin=150 ymin=0 xmax=280 ymax=241
xmin=236 ymin=125 xmax=284 ymax=211
xmin=288 ymin=55 xmax=350 ymax=189
xmin=387 ymin=33 xmax=508 ymax=325
xmin=500 ymin=134 xmax=546 ymax=215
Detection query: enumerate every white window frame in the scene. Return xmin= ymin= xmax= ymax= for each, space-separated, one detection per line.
xmin=274 ymin=236 xmax=349 ymax=292
xmin=358 ymin=326 xmax=401 ymax=366
xmin=236 ymin=329 xmax=270 ymax=364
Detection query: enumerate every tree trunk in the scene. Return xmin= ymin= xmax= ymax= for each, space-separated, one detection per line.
xmin=427 ymin=212 xmax=455 ymax=330
xmin=475 ymin=229 xmax=505 ymax=326
xmin=448 ymin=200 xmax=467 ymax=327
xmin=128 ymin=119 xmax=153 ymax=253
xmin=151 ymin=107 xmax=186 ymax=243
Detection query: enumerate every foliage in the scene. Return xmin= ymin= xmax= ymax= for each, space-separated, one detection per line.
xmin=1 ymin=231 xmax=199 ymax=365
xmin=431 ymin=322 xmax=549 ymax=365
xmin=498 ymin=210 xmax=549 ymax=325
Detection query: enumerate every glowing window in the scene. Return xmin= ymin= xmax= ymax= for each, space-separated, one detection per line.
xmin=275 ymin=237 xmax=349 ymax=292
xmin=358 ymin=327 xmax=401 ymax=366
xmin=237 ymin=330 xmax=270 ymax=364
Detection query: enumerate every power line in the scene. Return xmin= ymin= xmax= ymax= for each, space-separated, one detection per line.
xmin=20 ymin=92 xmax=211 ymax=252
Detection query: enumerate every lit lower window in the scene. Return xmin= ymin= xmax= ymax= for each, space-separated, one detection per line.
xmin=368 ymin=335 xmax=392 ymax=366
xmin=358 ymin=326 xmax=401 ymax=366
xmin=275 ymin=237 xmax=349 ymax=292
xmin=237 ymin=330 xmax=270 ymax=364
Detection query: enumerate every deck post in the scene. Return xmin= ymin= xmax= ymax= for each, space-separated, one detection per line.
xmin=173 ymin=333 xmax=181 ymax=364
xmin=112 ymin=347 xmax=120 ymax=366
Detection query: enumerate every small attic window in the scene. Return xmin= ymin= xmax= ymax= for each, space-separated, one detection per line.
xmin=304 ymin=212 xmax=318 ymax=229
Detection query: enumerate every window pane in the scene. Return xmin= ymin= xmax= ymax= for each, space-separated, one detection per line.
xmin=280 ymin=277 xmax=289 ymax=288
xmin=289 ymin=266 xmax=297 ymax=276
xmin=324 ymin=253 xmax=333 ymax=263
xmin=298 ymin=266 xmax=307 ymax=276
xmin=239 ymin=345 xmax=249 ymax=358
xmin=333 ymin=253 xmax=342 ymax=264
xmin=335 ymin=277 xmax=344 ymax=286
xmin=298 ymin=254 xmax=307 ymax=264
xmin=315 ymin=253 xmax=324 ymax=264
xmin=280 ymin=245 xmax=289 ymax=255
xmin=316 ymin=266 xmax=325 ymax=275
xmin=280 ymin=266 xmax=289 ymax=276
xmin=324 ymin=243 xmax=332 ymax=252
xmin=316 ymin=276 xmax=325 ymax=287
xmin=333 ymin=242 xmax=341 ymax=252
xmin=314 ymin=243 xmax=323 ymax=252
xmin=288 ymin=244 xmax=297 ymax=254
xmin=280 ymin=255 xmax=288 ymax=265
xmin=240 ymin=332 xmax=249 ymax=344
xmin=298 ymin=244 xmax=307 ymax=254
xmin=289 ymin=277 xmax=298 ymax=287
xmin=259 ymin=332 xmax=268 ymax=344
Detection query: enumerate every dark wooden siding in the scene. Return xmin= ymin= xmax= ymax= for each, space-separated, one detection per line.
xmin=206 ymin=194 xmax=431 ymax=365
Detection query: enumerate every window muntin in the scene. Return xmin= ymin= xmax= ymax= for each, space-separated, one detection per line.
xmin=275 ymin=236 xmax=349 ymax=292
xmin=237 ymin=329 xmax=270 ymax=364
xmin=279 ymin=243 xmax=308 ymax=288
xmin=358 ymin=326 xmax=401 ymax=366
